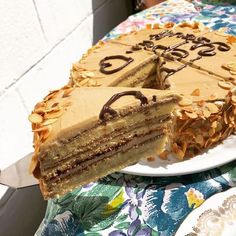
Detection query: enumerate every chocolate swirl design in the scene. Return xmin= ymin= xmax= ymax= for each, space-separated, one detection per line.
xmin=139 ymin=40 xmax=154 ymax=48
xmin=190 ymin=43 xmax=216 ymax=56
xmin=99 ymin=55 xmax=134 ymax=74
xmin=99 ymin=91 xmax=149 ymax=121
xmin=211 ymin=42 xmax=230 ymax=51
xmin=150 ymin=30 xmax=173 ymax=40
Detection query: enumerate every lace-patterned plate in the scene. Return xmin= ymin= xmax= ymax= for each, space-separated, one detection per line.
xmin=175 ymin=187 xmax=236 ymax=236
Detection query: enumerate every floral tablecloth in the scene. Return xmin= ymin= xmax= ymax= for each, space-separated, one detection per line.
xmin=36 ymin=1 xmax=236 ymax=235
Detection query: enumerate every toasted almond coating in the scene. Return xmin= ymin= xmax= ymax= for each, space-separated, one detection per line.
xmin=159 ymin=150 xmax=169 ymax=160
xmin=218 ymin=81 xmax=232 ymax=90
xmin=42 ymin=118 xmax=58 ymax=126
xmin=205 ymin=103 xmax=219 ymax=114
xmin=29 ymin=113 xmax=43 ymax=124
xmin=191 ymin=88 xmax=200 ymax=96
xmin=185 ymin=111 xmax=198 ymax=119
xmin=62 ymin=88 xmax=74 ymax=98
xmin=232 ymin=95 xmax=236 ymax=103
xmin=44 ymin=109 xmax=63 ymax=119
xmin=203 ymin=109 xmax=211 ymax=118
xmin=195 ymin=134 xmax=204 ymax=145
xmin=179 ymin=98 xmax=192 ymax=106
xmin=147 ymin=156 xmax=156 ymax=162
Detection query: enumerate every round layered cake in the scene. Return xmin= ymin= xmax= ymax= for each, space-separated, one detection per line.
xmin=69 ymin=22 xmax=236 ymax=159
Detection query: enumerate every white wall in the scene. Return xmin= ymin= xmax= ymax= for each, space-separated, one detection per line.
xmin=0 ymin=0 xmax=132 ymax=193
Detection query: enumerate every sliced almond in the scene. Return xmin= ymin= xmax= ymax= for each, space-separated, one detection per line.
xmin=208 ymin=94 xmax=217 ymax=101
xmin=179 ymin=98 xmax=192 ymax=106
xmin=62 ymin=88 xmax=74 ymax=98
xmin=182 ymin=106 xmax=194 ymax=112
xmin=195 ymin=134 xmax=204 ymax=145
xmin=159 ymin=150 xmax=169 ymax=160
xmin=218 ymin=81 xmax=232 ymax=90
xmin=227 ymin=62 xmax=236 ymax=71
xmin=211 ymin=120 xmax=218 ymax=129
xmin=203 ymin=109 xmax=211 ymax=118
xmin=197 ymin=100 xmax=205 ymax=107
xmin=44 ymin=109 xmax=63 ymax=119
xmin=147 ymin=156 xmax=155 ymax=162
xmin=152 ymin=23 xmax=160 ymax=29
xmin=28 ymin=113 xmax=43 ymax=124
xmin=78 ymin=78 xmax=90 ymax=86
xmin=33 ymin=126 xmax=48 ymax=132
xmin=185 ymin=111 xmax=198 ymax=119
xmin=146 ymin=24 xmax=152 ymax=29
xmin=191 ymin=88 xmax=200 ymax=96
xmin=205 ymin=103 xmax=219 ymax=114
xmin=231 ymin=95 xmax=236 ymax=103
xmin=230 ymin=70 xmax=236 ymax=75
xmin=42 ymin=118 xmax=58 ymax=126
xmin=209 ymin=128 xmax=215 ymax=137
xmin=227 ymin=35 xmax=236 ymax=44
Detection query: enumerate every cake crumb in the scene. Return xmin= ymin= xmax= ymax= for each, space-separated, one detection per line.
xmin=159 ymin=150 xmax=169 ymax=160
xmin=147 ymin=156 xmax=155 ymax=162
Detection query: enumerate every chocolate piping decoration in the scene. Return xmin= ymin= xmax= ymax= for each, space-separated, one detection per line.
xmin=131 ymin=44 xmax=142 ymax=51
xmin=139 ymin=40 xmax=154 ymax=48
xmin=170 ymin=48 xmax=189 ymax=59
xmin=99 ymin=55 xmax=134 ymax=74
xmin=99 ymin=91 xmax=149 ymax=121
xmin=211 ymin=42 xmax=230 ymax=51
xmin=190 ymin=43 xmax=216 ymax=56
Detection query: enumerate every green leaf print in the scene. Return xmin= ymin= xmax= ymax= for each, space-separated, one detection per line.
xmin=115 ymin=222 xmax=130 ymax=230
xmin=228 ymin=165 xmax=236 ymax=182
xmin=116 ymin=213 xmax=128 ymax=223
xmin=85 ymin=233 xmax=102 ymax=236
xmin=83 ymin=182 xmax=122 ymax=202
xmin=136 ymin=208 xmax=142 ymax=216
xmin=151 ymin=229 xmax=159 ymax=236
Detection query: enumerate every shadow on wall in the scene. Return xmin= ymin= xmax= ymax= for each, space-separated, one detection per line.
xmin=92 ymin=0 xmax=134 ymax=44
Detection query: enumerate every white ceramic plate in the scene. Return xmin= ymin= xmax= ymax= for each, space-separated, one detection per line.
xmin=175 ymin=187 xmax=236 ymax=236
xmin=120 ymin=135 xmax=236 ymax=176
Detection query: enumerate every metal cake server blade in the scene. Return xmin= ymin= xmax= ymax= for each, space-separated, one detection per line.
xmin=0 ymin=153 xmax=38 ymax=188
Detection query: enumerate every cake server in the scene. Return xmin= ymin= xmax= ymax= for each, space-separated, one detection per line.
xmin=0 ymin=153 xmax=38 ymax=188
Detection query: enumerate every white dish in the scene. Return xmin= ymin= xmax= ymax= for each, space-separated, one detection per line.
xmin=175 ymin=187 xmax=236 ymax=236
xmin=121 ymin=135 xmax=236 ymax=176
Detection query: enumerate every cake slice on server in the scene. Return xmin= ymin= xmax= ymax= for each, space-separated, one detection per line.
xmin=28 ymin=86 xmax=181 ymax=199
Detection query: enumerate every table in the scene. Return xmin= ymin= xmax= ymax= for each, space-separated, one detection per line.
xmin=36 ymin=1 xmax=236 ymax=235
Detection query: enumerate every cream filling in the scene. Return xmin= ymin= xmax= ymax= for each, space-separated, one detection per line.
xmin=40 ymin=118 xmax=169 ymax=176
xmin=39 ymin=100 xmax=177 ymax=164
xmin=113 ymin=62 xmax=156 ymax=87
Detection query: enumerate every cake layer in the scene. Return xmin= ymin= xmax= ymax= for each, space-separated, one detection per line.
xmin=42 ymin=127 xmax=165 ymax=181
xmin=40 ymin=135 xmax=168 ymax=199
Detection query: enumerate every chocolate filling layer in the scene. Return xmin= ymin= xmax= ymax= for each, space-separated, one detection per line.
xmin=44 ymin=129 xmax=165 ymax=183
xmin=40 ymin=114 xmax=171 ymax=172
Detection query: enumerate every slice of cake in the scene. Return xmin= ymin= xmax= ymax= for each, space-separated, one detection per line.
xmin=69 ymin=41 xmax=157 ymax=88
xmin=29 ymin=86 xmax=180 ymax=199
